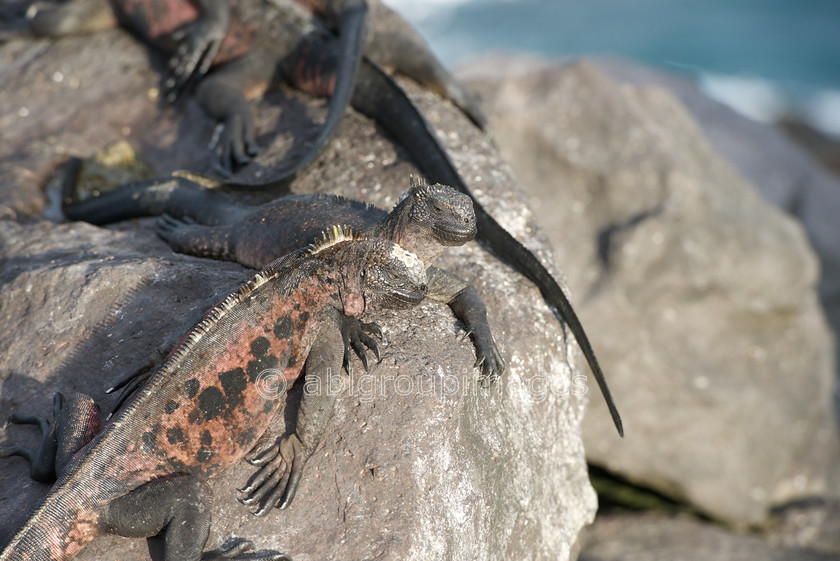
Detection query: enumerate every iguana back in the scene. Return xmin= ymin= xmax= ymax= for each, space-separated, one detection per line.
xmin=1 ymin=234 xmax=428 ymax=560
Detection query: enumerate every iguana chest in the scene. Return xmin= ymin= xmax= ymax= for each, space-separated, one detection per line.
xmin=110 ymin=0 xmax=253 ymax=63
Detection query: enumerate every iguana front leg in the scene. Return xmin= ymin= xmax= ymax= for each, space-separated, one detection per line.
xmin=165 ymin=0 xmax=231 ymax=102
xmin=339 ymin=315 xmax=382 ymax=375
xmin=426 ymin=266 xmax=505 ymax=387
xmin=239 ymin=319 xmax=344 ymax=514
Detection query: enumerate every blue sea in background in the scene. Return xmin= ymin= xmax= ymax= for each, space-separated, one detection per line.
xmin=385 ymin=0 xmax=840 ymax=135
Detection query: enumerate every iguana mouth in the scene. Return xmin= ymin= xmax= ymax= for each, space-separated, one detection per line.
xmin=432 ymin=222 xmax=477 ymax=245
xmin=382 ymin=285 xmax=427 ymax=309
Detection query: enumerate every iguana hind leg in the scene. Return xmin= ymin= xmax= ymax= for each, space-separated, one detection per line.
xmin=366 ymin=1 xmax=486 ymax=128
xmin=100 ymin=476 xmax=291 ymax=560
xmin=62 ymin=167 xmax=249 ymax=226
xmin=0 ymin=392 xmax=101 ymax=482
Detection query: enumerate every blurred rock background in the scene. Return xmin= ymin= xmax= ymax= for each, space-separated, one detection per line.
xmin=386 ymin=0 xmax=840 ymax=557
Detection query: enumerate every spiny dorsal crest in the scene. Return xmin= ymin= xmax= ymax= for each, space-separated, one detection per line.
xmin=159 ymin=265 xmax=280 ymax=377
xmin=399 ymin=175 xmax=430 ymax=203
xmin=306 ymin=225 xmax=365 ymax=256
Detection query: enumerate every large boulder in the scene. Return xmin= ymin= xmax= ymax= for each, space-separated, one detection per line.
xmin=598 ymin=58 xmax=840 ymax=377
xmin=0 ymin=14 xmax=596 ymax=561
xmin=461 ymin=58 xmax=840 ymax=525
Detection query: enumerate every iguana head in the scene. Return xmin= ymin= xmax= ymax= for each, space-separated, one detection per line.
xmin=358 ymin=237 xmax=428 ymax=314
xmin=384 ymin=176 xmax=477 ymax=266
xmin=303 ymin=227 xmax=427 ymax=317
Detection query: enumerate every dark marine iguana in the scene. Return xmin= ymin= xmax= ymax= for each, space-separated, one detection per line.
xmin=63 ymin=173 xmax=505 ymax=390
xmin=1 ymin=0 xmax=484 ymax=175
xmin=0 ymin=229 xmax=428 ymax=559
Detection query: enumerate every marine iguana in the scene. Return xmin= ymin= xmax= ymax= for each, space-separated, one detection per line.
xmin=63 ymin=172 xmax=504 ymax=388
xmin=0 ymin=229 xmax=428 ymax=559
xmin=1 ymin=0 xmax=484 ymax=175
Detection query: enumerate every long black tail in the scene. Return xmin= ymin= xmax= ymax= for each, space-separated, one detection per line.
xmin=60 ymin=160 xmax=240 ymax=226
xmin=230 ymin=2 xmax=368 ymax=191
xmin=351 ymin=61 xmax=624 ymax=436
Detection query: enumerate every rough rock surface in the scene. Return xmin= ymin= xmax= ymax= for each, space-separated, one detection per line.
xmin=0 ymin=20 xmax=596 ymax=561
xmin=597 ymin=57 xmax=840 ymax=381
xmin=461 ymin=58 xmax=840 ymax=525
xmin=579 ymin=512 xmax=838 ymax=561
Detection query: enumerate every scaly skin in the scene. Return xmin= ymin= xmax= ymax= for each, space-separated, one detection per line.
xmin=0 ymin=231 xmax=427 ymax=560
xmin=63 ymin=173 xmax=505 ymax=385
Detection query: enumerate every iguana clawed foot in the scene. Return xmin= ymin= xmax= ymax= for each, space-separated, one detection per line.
xmin=0 ymin=394 xmax=60 ymax=483
xmin=239 ymin=433 xmax=307 ymax=515
xmin=166 ymin=4 xmax=230 ymax=103
xmin=470 ymin=330 xmax=505 ymax=389
xmin=209 ymin=115 xmax=259 ymax=176
xmin=202 ymin=537 xmax=291 ymax=561
xmin=340 ymin=315 xmax=383 ymax=375
xmin=157 ymin=212 xmax=196 ymax=242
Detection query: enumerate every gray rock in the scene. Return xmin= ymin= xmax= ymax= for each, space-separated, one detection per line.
xmin=579 ymin=512 xmax=838 ymax=561
xmin=461 ymin=58 xmax=840 ymax=525
xmin=597 ymin=57 xmax=840 ymax=383
xmin=0 ymin=21 xmax=595 ymax=561
xmin=769 ymin=498 xmax=840 ymax=555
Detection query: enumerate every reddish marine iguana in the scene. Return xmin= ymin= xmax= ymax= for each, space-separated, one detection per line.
xmin=0 ymin=229 xmax=428 ymax=559
xmin=63 ymin=173 xmax=505 ymax=387
xmin=1 ymin=0 xmax=484 ymax=175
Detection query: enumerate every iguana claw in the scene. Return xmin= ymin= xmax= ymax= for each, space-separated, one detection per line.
xmin=209 ymin=116 xmax=259 ymax=176
xmin=165 ymin=1 xmax=230 ymax=103
xmin=238 ymin=433 xmax=306 ymax=515
xmin=340 ymin=316 xmax=383 ymax=376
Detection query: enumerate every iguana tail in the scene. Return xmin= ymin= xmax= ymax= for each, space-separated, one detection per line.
xmin=351 ymin=61 xmax=624 ymax=436
xmin=245 ymin=0 xmax=369 ymax=191
xmin=0 ymin=482 xmax=100 ymax=561
xmin=60 ymin=159 xmax=245 ymax=226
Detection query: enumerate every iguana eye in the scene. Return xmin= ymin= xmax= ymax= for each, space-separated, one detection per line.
xmin=390 ymin=273 xmax=398 ymax=280
xmin=432 ymin=205 xmax=442 ymax=213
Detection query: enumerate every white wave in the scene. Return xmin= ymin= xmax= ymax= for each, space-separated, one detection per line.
xmin=803 ymin=90 xmax=840 ymax=138
xmin=698 ymin=73 xmax=790 ymax=124
xmin=699 ymin=73 xmax=840 ymax=138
